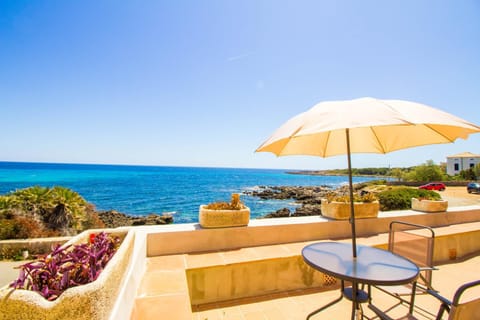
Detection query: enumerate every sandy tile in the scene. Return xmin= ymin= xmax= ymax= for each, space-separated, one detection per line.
xmin=238 ymin=301 xmax=263 ymax=314
xmin=262 ymin=307 xmax=288 ymax=320
xmin=134 ymin=294 xmax=191 ymax=320
xmin=221 ymin=313 xmax=245 ymax=320
xmin=194 ymin=308 xmax=223 ymax=320
xmin=218 ymin=304 xmax=243 ymax=317
xmin=242 ymin=310 xmax=266 ymax=320
xmin=186 ymin=251 xmax=224 ymax=269
xmin=250 ymin=245 xmax=291 ymax=260
xmin=147 ymin=254 xmax=186 ymax=271
xmin=220 ymin=248 xmax=259 ymax=264
xmin=138 ymin=270 xmax=188 ymax=296
xmin=283 ymin=241 xmax=314 ymax=255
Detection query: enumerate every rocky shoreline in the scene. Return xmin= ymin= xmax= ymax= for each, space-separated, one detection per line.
xmin=244 ymin=184 xmax=369 ymax=218
xmin=97 ymin=210 xmax=173 ymax=228
xmin=99 ymin=184 xmax=367 ymax=226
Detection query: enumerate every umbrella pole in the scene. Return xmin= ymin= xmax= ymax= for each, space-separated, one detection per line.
xmin=346 ymin=129 xmax=357 ymax=258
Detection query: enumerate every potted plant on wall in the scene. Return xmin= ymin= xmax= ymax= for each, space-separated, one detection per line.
xmin=320 ymin=191 xmax=379 ymax=220
xmin=199 ymin=193 xmax=250 ymax=228
xmin=411 ymin=190 xmax=448 ymax=212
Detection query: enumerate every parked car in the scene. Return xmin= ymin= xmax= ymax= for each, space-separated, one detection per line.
xmin=467 ymin=182 xmax=480 ymax=194
xmin=419 ymin=182 xmax=446 ymax=191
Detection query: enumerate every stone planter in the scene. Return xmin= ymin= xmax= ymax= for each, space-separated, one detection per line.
xmin=320 ymin=199 xmax=379 ymax=220
xmin=199 ymin=205 xmax=250 ymax=228
xmin=0 ymin=228 xmax=134 ymax=320
xmin=411 ymin=198 xmax=448 ymax=212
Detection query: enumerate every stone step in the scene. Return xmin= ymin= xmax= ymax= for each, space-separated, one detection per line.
xmin=131 ymin=255 xmax=192 ymax=320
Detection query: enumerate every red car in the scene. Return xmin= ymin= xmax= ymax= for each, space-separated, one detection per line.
xmin=418 ymin=182 xmax=446 ymax=191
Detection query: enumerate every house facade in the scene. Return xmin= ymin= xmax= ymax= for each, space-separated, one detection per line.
xmin=446 ymin=152 xmax=480 ymax=176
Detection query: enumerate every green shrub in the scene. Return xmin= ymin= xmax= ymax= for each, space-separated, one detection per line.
xmin=0 ymin=186 xmax=104 ymax=239
xmin=0 ymin=219 xmax=17 ymax=240
xmin=378 ymin=188 xmax=441 ymax=211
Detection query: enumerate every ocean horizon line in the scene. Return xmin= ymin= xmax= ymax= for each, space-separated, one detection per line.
xmin=0 ymin=160 xmax=305 ymax=173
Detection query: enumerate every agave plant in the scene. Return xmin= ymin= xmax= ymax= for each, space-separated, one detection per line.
xmin=0 ymin=195 xmax=18 ymax=218
xmin=0 ymin=186 xmax=100 ymax=238
xmin=50 ymin=186 xmax=88 ymax=232
xmin=325 ymin=191 xmax=379 ymax=203
xmin=13 ymin=185 xmax=54 ymax=216
xmin=204 ymin=193 xmax=247 ymax=210
xmin=9 ymin=232 xmax=120 ymax=301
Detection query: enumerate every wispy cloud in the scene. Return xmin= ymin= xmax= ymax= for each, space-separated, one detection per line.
xmin=227 ymin=52 xmax=253 ymax=62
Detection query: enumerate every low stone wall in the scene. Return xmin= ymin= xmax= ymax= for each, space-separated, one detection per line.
xmin=186 ymin=255 xmax=336 ymax=306
xmin=146 ymin=206 xmax=480 ymax=256
xmin=0 ymin=237 xmax=71 ymax=259
xmin=0 ymin=228 xmax=135 ymax=320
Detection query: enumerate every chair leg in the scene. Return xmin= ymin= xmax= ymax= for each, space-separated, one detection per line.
xmin=435 ymin=303 xmax=450 ymax=320
xmin=408 ymin=281 xmax=417 ymax=314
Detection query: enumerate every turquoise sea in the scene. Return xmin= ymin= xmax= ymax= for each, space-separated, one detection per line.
xmin=0 ymin=162 xmax=380 ymax=224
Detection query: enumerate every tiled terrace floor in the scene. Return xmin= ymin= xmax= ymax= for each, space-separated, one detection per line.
xmin=134 ymin=243 xmax=480 ymax=320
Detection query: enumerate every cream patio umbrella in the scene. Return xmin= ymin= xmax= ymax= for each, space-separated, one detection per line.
xmin=256 ymin=97 xmax=480 ymax=257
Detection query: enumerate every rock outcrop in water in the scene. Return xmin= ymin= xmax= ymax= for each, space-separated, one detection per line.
xmin=244 ymin=184 xmax=368 ymax=218
xmin=97 ymin=210 xmax=174 ymax=228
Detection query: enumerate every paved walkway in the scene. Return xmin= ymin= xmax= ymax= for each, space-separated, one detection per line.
xmin=0 ymin=260 xmax=29 ymax=288
xmin=438 ymin=186 xmax=480 ymax=207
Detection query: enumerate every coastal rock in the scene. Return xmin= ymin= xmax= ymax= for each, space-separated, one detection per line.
xmin=261 ymin=208 xmax=291 ymax=218
xmin=244 ymin=186 xmax=332 ymax=201
xmin=293 ymin=204 xmax=322 ymax=216
xmin=248 ymin=184 xmax=369 ymax=219
xmin=98 ymin=210 xmax=174 ymax=228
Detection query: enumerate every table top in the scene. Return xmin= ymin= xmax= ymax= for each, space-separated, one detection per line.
xmin=302 ymin=241 xmax=419 ymax=286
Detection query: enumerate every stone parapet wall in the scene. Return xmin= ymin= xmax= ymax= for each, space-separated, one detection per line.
xmin=146 ymin=206 xmax=480 ymax=256
xmin=0 ymin=237 xmax=71 ymax=259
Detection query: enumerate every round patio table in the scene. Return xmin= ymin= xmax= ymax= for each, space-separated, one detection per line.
xmin=302 ymin=241 xmax=419 ymax=320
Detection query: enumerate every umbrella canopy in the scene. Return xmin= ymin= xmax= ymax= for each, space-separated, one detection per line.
xmin=256 ymin=97 xmax=480 ymax=257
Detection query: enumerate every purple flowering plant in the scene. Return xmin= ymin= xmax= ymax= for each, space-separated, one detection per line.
xmin=9 ymin=232 xmax=120 ymax=301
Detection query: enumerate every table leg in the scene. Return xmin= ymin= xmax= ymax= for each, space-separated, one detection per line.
xmin=352 ymin=283 xmax=357 ymax=320
xmin=306 ymin=280 xmax=345 ymax=320
xmin=306 ymin=290 xmax=343 ymax=320
xmin=305 ymin=281 xmax=370 ymax=319
xmin=343 ymin=282 xmax=369 ymax=320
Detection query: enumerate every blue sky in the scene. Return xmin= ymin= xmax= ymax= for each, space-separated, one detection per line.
xmin=1 ymin=1 xmax=479 ymax=170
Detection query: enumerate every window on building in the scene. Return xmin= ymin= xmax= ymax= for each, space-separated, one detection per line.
xmin=454 ymin=163 xmax=459 ymax=171
xmin=470 ymin=163 xmax=475 ymax=168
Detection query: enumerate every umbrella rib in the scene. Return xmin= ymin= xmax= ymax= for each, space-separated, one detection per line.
xmin=323 ymin=130 xmax=332 ymax=157
xmin=422 ymin=124 xmax=457 ymax=142
xmin=369 ymin=127 xmax=388 ymax=154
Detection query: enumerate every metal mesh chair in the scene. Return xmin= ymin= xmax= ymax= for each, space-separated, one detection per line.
xmin=369 ymin=279 xmax=480 ymax=320
xmin=373 ymin=221 xmax=436 ymax=314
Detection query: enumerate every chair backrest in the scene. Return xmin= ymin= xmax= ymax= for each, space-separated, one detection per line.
xmin=448 ymin=280 xmax=480 ymax=320
xmin=388 ymin=221 xmax=435 ymax=289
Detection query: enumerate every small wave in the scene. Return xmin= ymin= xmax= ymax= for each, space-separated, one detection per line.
xmin=243 ymin=186 xmax=265 ymax=191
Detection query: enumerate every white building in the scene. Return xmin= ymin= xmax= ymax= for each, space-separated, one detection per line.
xmin=446 ymin=152 xmax=480 ymax=176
